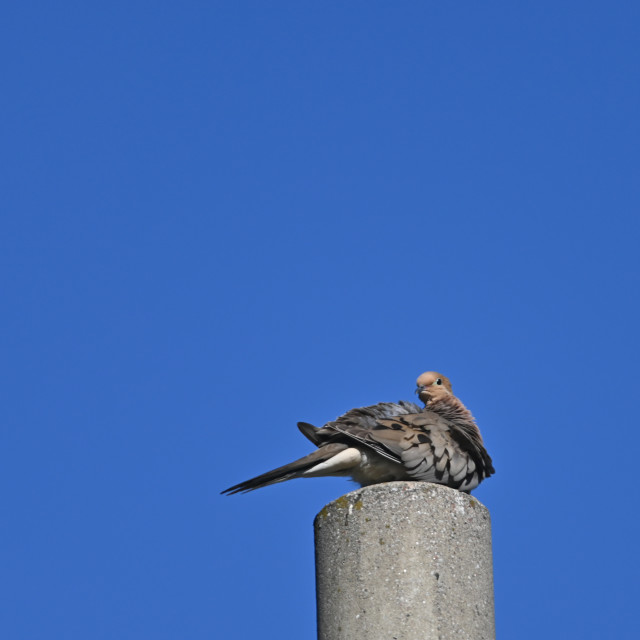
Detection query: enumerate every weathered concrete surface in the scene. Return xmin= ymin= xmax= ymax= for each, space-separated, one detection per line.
xmin=314 ymin=482 xmax=495 ymax=640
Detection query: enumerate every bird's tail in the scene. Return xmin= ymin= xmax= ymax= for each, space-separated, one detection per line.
xmin=220 ymin=443 xmax=349 ymax=495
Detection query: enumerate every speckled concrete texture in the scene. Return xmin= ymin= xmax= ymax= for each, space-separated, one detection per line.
xmin=314 ymin=482 xmax=495 ymax=640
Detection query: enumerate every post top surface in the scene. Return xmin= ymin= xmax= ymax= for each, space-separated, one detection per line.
xmin=315 ymin=481 xmax=489 ymax=525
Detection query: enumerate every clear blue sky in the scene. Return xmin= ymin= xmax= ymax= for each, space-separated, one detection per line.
xmin=2 ymin=2 xmax=639 ymax=639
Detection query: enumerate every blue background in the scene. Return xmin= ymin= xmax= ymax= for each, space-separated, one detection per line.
xmin=2 ymin=2 xmax=639 ymax=638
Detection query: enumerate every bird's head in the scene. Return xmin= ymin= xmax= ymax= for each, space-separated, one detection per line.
xmin=416 ymin=371 xmax=453 ymax=405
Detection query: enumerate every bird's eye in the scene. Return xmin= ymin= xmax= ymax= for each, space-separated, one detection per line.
xmin=435 ymin=378 xmax=442 ymax=385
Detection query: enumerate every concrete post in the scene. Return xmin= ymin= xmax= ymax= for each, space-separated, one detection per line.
xmin=314 ymin=482 xmax=495 ymax=640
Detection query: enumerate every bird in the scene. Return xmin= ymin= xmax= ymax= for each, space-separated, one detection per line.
xmin=221 ymin=371 xmax=494 ymax=495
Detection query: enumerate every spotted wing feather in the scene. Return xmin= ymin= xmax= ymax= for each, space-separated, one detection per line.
xmin=317 ymin=401 xmax=424 ymax=464
xmin=372 ymin=413 xmax=491 ymax=491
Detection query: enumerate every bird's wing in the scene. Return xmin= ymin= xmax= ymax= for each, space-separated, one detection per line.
xmin=321 ymin=401 xmax=424 ymax=464
xmin=327 ymin=404 xmax=488 ymax=490
xmin=372 ymin=413 xmax=489 ymax=490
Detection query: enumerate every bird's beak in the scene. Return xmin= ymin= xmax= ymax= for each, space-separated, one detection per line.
xmin=415 ymin=385 xmax=425 ymax=395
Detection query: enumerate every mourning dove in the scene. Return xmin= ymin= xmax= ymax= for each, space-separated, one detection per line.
xmin=221 ymin=371 xmax=494 ymax=495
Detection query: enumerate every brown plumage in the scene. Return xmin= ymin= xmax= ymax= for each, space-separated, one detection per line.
xmin=221 ymin=371 xmax=494 ymax=495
